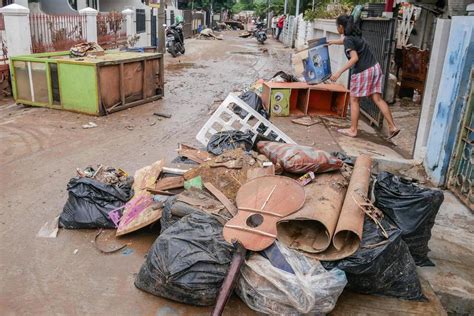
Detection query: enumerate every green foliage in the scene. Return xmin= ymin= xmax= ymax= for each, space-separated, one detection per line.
xmin=303 ymin=0 xmax=354 ymax=21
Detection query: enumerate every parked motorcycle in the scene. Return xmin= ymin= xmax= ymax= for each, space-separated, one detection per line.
xmin=253 ymin=22 xmax=267 ymax=44
xmin=166 ymin=22 xmax=185 ymax=57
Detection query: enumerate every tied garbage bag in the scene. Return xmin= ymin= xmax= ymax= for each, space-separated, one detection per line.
xmin=374 ymin=172 xmax=444 ymax=266
xmin=257 ymin=141 xmax=343 ymax=174
xmin=322 ymin=217 xmax=425 ymax=301
xmin=135 ymin=211 xmax=233 ymax=306
xmin=207 ymin=130 xmax=254 ymax=155
xmin=59 ymin=177 xmax=133 ymax=229
xmin=236 ymin=241 xmax=347 ymax=315
xmin=234 ymin=91 xmax=269 ymax=119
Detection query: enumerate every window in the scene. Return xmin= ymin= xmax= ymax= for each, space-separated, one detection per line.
xmin=136 ymin=9 xmax=146 ymax=33
xmin=68 ymin=0 xmax=77 ymax=10
xmin=87 ymin=0 xmax=98 ymax=9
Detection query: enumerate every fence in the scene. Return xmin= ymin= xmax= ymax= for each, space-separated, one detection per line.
xmin=97 ymin=12 xmax=127 ymax=50
xmin=30 ymin=13 xmax=87 ymax=53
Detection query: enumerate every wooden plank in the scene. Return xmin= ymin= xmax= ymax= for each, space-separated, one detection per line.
xmin=135 ymin=160 xmax=163 ymax=190
xmin=178 ymin=147 xmax=211 ymax=164
xmin=204 ymin=182 xmax=238 ymax=217
xmin=116 ymin=193 xmax=163 ymax=237
xmin=154 ymin=176 xmax=184 ymax=191
xmin=120 ymin=63 xmax=125 ymax=106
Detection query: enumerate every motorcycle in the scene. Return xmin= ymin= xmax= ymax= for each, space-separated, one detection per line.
xmin=253 ymin=22 xmax=267 ymax=44
xmin=166 ymin=22 xmax=185 ymax=57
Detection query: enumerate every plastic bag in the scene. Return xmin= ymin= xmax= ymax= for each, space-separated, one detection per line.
xmin=257 ymin=141 xmax=343 ymax=174
xmin=135 ymin=211 xmax=233 ymax=306
xmin=322 ymin=217 xmax=425 ymax=301
xmin=236 ymin=241 xmax=347 ymax=315
xmin=207 ymin=130 xmax=255 ymax=155
xmin=235 ymin=91 xmax=269 ymax=119
xmin=374 ymin=172 xmax=444 ymax=266
xmin=160 ymin=189 xmax=230 ymax=233
xmin=59 ymin=177 xmax=133 ymax=229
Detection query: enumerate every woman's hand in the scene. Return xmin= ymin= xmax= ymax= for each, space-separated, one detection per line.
xmin=330 ymin=71 xmax=342 ymax=82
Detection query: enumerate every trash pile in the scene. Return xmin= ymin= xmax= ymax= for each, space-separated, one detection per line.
xmin=52 ymin=76 xmax=444 ymax=314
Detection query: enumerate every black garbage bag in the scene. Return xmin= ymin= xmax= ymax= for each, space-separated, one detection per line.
xmin=235 ymin=91 xmax=269 ymax=119
xmin=59 ymin=177 xmax=134 ymax=229
xmin=207 ymin=130 xmax=255 ymax=155
xmin=271 ymin=71 xmax=299 ymax=82
xmin=374 ymin=172 xmax=444 ymax=266
xmin=135 ymin=211 xmax=233 ymax=306
xmin=322 ymin=217 xmax=425 ymax=301
xmin=331 ymin=151 xmax=355 ymax=166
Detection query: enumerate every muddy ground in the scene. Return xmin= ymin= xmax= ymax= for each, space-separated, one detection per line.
xmin=0 ymin=30 xmax=434 ymax=315
xmin=0 ymin=32 xmax=294 ymax=315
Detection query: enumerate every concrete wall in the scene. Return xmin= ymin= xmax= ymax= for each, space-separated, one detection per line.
xmin=100 ymin=0 xmax=151 ymax=47
xmin=424 ymin=16 xmax=474 ymax=186
xmin=414 ymin=19 xmax=451 ymax=161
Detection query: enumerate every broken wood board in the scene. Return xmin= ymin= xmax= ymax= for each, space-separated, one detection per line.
xmin=133 ymin=160 xmax=163 ymax=191
xmin=291 ymin=116 xmax=321 ymax=126
xmin=204 ymin=182 xmax=238 ymax=216
xmin=178 ymin=144 xmax=212 ymax=164
xmin=116 ymin=192 xmax=163 ymax=236
xmin=330 ymin=279 xmax=447 ymax=315
xmin=154 ymin=176 xmax=184 ymax=191
xmin=184 ymin=148 xmax=257 ymax=201
xmin=117 ymin=160 xmax=164 ymax=237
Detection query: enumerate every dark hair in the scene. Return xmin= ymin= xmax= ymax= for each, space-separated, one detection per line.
xmin=336 ymin=15 xmax=361 ymax=36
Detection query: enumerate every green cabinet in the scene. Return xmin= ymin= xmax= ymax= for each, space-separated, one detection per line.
xmin=10 ymin=51 xmax=164 ymax=116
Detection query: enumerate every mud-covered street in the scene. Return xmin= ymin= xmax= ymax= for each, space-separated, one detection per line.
xmin=0 ymin=32 xmax=295 ymax=315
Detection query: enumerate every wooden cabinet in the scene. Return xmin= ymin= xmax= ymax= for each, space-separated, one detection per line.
xmin=262 ymin=82 xmax=349 ymax=118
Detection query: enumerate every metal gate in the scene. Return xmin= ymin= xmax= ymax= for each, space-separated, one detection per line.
xmin=182 ymin=10 xmax=192 ymax=39
xmin=448 ymin=70 xmax=474 ymax=210
xmin=357 ymin=18 xmax=396 ymax=127
xmin=151 ymin=9 xmax=157 ymax=47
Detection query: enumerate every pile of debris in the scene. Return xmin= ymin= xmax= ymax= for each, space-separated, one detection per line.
xmin=50 ymin=73 xmax=444 ymax=315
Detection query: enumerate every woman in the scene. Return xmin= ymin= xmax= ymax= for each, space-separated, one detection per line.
xmin=328 ymin=15 xmax=400 ymax=139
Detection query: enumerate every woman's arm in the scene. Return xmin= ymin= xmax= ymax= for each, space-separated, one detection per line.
xmin=327 ymin=38 xmax=344 ymax=46
xmin=330 ymin=50 xmax=359 ymax=81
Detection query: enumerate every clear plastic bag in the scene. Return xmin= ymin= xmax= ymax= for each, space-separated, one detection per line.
xmin=236 ymin=241 xmax=347 ymax=315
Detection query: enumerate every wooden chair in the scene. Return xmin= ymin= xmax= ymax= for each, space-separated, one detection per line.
xmin=400 ymin=46 xmax=429 ymax=95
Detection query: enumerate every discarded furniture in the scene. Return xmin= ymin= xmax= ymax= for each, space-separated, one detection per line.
xmin=261 ymin=82 xmax=349 ymax=117
xmin=400 ymin=47 xmax=429 ymax=96
xmin=196 ymin=93 xmax=296 ymax=146
xmin=9 ymin=51 xmax=164 ymax=115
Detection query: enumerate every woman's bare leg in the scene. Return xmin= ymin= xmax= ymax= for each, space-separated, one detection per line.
xmin=371 ymin=93 xmax=399 ymax=133
xmin=338 ymin=96 xmax=359 ymax=137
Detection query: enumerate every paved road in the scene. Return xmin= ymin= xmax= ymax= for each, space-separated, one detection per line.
xmin=0 ymin=32 xmax=291 ymax=315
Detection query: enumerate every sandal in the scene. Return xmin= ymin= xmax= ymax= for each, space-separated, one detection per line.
xmin=337 ymin=128 xmax=357 ymax=138
xmin=388 ymin=129 xmax=401 ymax=140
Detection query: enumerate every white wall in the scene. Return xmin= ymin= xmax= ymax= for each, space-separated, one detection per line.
xmin=100 ymin=0 xmax=151 ymax=47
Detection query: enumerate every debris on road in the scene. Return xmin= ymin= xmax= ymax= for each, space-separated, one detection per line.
xmin=50 ymin=55 xmax=447 ymax=316
xmin=292 ymin=116 xmax=321 ymax=126
xmin=37 ymin=216 xmax=60 ymax=238
xmin=82 ymin=122 xmax=98 ymax=129
xmin=153 ymin=112 xmax=172 ymax=119
xmin=198 ymin=28 xmax=223 ymax=40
